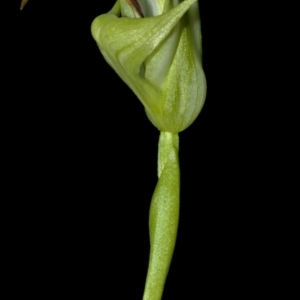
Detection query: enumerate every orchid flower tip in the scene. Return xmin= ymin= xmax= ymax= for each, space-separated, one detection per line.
xmin=20 ymin=0 xmax=29 ymax=11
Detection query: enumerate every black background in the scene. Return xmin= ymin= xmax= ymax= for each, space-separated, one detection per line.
xmin=3 ymin=1 xmax=277 ymax=299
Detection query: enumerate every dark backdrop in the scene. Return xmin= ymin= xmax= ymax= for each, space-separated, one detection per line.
xmin=3 ymin=1 xmax=273 ymax=299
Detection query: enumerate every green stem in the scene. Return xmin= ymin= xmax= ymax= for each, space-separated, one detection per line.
xmin=143 ymin=131 xmax=180 ymax=300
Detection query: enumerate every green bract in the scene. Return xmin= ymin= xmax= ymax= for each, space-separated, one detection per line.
xmin=91 ymin=0 xmax=206 ymax=133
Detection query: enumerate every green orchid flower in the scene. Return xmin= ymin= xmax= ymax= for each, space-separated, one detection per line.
xmin=91 ymin=1 xmax=206 ymax=300
xmin=91 ymin=0 xmax=206 ymax=133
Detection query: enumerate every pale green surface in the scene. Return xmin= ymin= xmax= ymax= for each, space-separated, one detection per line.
xmin=143 ymin=132 xmax=179 ymax=300
xmin=91 ymin=1 xmax=206 ymax=299
xmin=91 ymin=0 xmax=206 ymax=133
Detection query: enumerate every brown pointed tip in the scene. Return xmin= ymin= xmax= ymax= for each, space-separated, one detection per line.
xmin=20 ymin=0 xmax=29 ymax=10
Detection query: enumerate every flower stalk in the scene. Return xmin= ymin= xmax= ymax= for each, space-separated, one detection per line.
xmin=144 ymin=131 xmax=180 ymax=300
